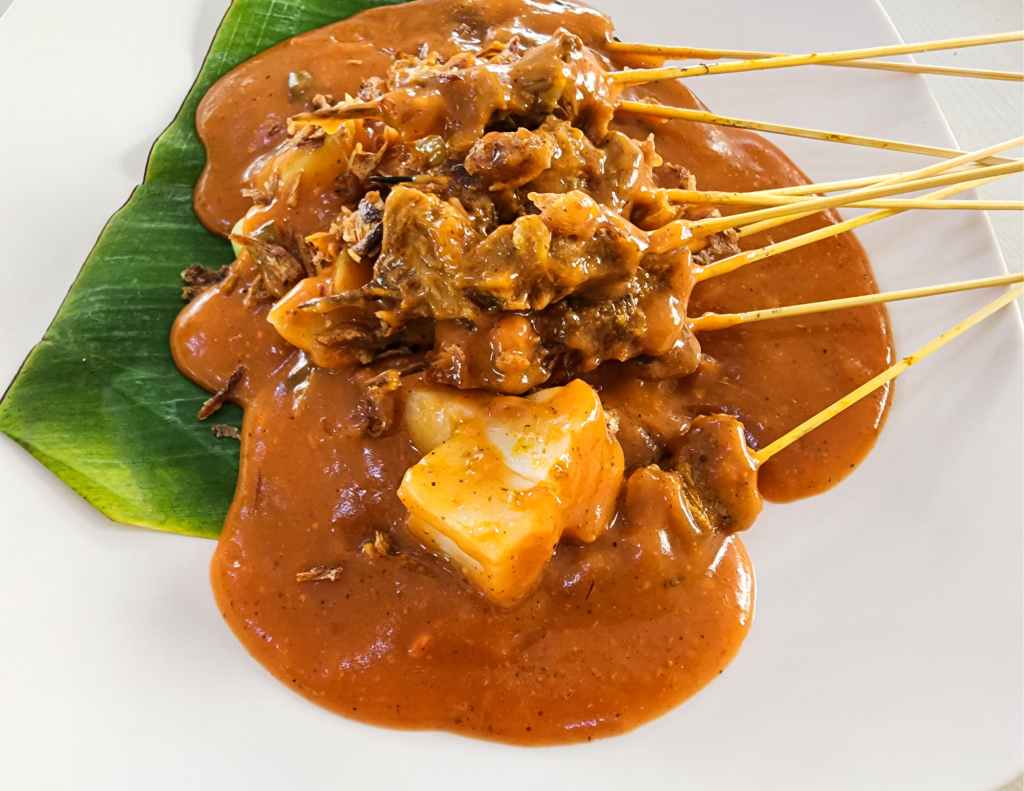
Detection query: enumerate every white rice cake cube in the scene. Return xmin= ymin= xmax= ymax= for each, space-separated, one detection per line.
xmin=399 ymin=380 xmax=623 ymax=604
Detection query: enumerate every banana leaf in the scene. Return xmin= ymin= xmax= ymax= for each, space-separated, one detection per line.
xmin=0 ymin=0 xmax=408 ymax=539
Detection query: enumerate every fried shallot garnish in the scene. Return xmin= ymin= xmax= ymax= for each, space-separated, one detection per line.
xmin=212 ymin=424 xmax=241 ymax=439
xmin=243 ymin=273 xmax=275 ymax=308
xmin=180 ymin=264 xmax=230 ymax=302
xmin=198 ymin=365 xmax=245 ymax=420
xmin=230 ymin=234 xmax=304 ymax=298
xmin=296 ymin=565 xmax=344 ymax=582
xmin=362 ymin=531 xmax=393 ymax=558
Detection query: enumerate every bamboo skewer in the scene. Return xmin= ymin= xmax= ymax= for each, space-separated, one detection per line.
xmin=749 ymin=135 xmax=1021 ymax=199
xmin=723 ymin=138 xmax=1023 ymax=240
xmin=617 ymin=102 xmax=1018 ymax=166
xmin=753 ymin=284 xmax=1024 ymax=464
xmin=688 ymin=161 xmax=1023 ymax=237
xmin=699 ymin=174 xmax=1006 ymax=280
xmin=734 ymin=181 xmax=1002 ymax=242
xmin=752 ymin=168 xmax=980 ymax=197
xmin=689 ymin=274 xmax=1024 ymax=331
xmin=731 ymin=138 xmax=1023 ymax=238
xmin=606 ymin=41 xmax=1024 ymax=82
xmin=669 ymin=191 xmax=1023 ymax=211
xmin=656 ymin=144 xmax=1018 ymax=259
xmin=609 ymin=31 xmax=1024 ymax=85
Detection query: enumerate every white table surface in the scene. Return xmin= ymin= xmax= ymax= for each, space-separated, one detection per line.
xmin=0 ymin=0 xmax=1019 ymax=788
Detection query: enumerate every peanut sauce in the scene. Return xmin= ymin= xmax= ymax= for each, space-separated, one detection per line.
xmin=172 ymin=0 xmax=894 ymax=744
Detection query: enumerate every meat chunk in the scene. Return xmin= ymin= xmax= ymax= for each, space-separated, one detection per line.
xmin=376 ymin=30 xmax=619 ymax=154
xmin=515 ymin=121 xmax=666 ymax=221
xmin=626 ymin=414 xmax=762 ymax=541
xmin=429 ymin=314 xmax=552 ymax=395
xmin=625 ymin=465 xmax=708 ymax=552
xmin=522 ymin=117 xmax=605 ymax=197
xmin=230 ymin=234 xmax=304 ymax=299
xmin=424 ymin=238 xmax=699 ymax=393
xmin=463 ymin=191 xmax=648 ymax=312
xmin=670 ymin=414 xmax=762 ymax=533
xmin=365 ymin=185 xmax=484 ymax=325
xmin=590 ymin=131 xmax=661 ymax=217
xmin=551 ymin=243 xmax=698 ymax=372
xmin=503 ymin=29 xmax=620 ymax=141
xmin=330 ymin=187 xmax=648 ymax=329
xmin=464 ymin=128 xmax=554 ymax=190
xmin=382 ymin=57 xmax=512 ymax=153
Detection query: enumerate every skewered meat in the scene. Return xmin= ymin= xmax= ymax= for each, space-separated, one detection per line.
xmin=243 ymin=30 xmax=750 ymax=396
xmin=375 ymin=29 xmax=619 ymax=153
xmin=625 ymin=414 xmax=763 ymax=544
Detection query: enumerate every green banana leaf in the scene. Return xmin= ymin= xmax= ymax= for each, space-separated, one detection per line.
xmin=0 ymin=0 xmax=408 ymax=539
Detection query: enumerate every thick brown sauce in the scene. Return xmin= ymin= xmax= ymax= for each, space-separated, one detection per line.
xmin=172 ymin=0 xmax=894 ymax=744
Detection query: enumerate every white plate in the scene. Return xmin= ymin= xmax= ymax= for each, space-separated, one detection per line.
xmin=0 ymin=0 xmax=1020 ymax=788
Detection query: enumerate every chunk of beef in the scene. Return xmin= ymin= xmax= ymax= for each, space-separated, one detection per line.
xmin=522 ymin=116 xmax=606 ymax=197
xmin=329 ymin=187 xmax=648 ymax=333
xmin=464 ymin=128 xmax=554 ymax=190
xmin=360 ymin=185 xmax=484 ymax=325
xmin=551 ymin=244 xmax=698 ymax=372
xmin=425 ymin=241 xmax=699 ymax=394
xmin=429 ymin=314 xmax=552 ymax=395
xmin=669 ymin=414 xmax=762 ymax=533
xmin=378 ymin=30 xmax=619 ymax=154
xmin=624 ymin=414 xmax=762 ymax=547
xmin=463 ymin=191 xmax=648 ymax=312
xmin=518 ymin=121 xmax=666 ymax=221
xmin=504 ymin=29 xmax=619 ymax=141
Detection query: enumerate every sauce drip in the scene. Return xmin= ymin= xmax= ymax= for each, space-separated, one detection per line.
xmin=172 ymin=0 xmax=893 ymax=744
